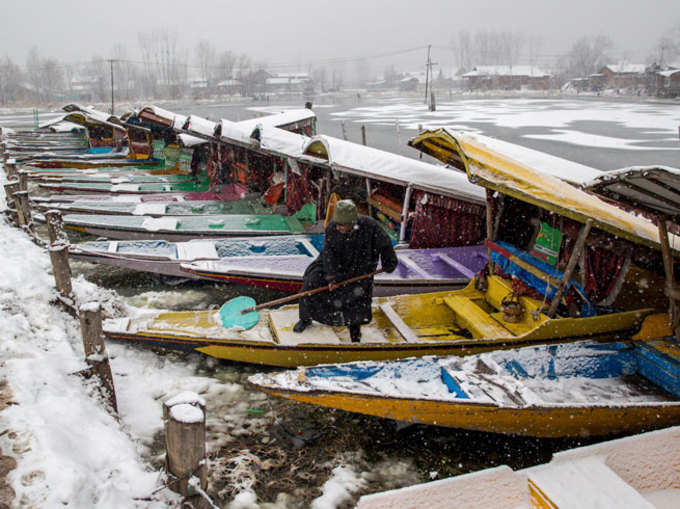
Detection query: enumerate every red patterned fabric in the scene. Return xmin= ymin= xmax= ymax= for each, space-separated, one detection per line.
xmin=582 ymin=245 xmax=628 ymax=304
xmin=409 ymin=190 xmax=485 ymax=248
xmin=286 ymin=167 xmax=315 ymax=213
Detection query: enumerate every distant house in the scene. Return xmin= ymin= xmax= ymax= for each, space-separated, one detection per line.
xmin=265 ymin=73 xmax=312 ymax=94
xmin=656 ymin=68 xmax=680 ymax=97
xmin=598 ymin=64 xmax=646 ymax=90
xmin=215 ymin=79 xmax=243 ymax=96
xmin=399 ymin=76 xmax=419 ymax=91
xmin=462 ymin=65 xmax=552 ymax=90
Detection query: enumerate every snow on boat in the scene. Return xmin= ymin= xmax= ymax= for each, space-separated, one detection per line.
xmin=40 ymin=195 xmax=270 ymax=217
xmin=69 ymin=235 xmax=324 ymax=278
xmin=249 ymin=336 xmax=680 ymax=437
xmin=36 ymin=176 xmax=211 ymax=194
xmin=180 ymin=244 xmax=488 ymax=294
xmin=62 ymin=210 xmax=312 ymax=240
xmin=102 ymin=273 xmax=651 ymax=368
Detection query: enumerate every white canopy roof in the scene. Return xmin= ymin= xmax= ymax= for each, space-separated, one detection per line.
xmin=182 ymin=115 xmax=217 ymax=138
xmin=301 ymin=135 xmax=486 ymax=204
xmin=236 ymin=109 xmax=315 ymax=131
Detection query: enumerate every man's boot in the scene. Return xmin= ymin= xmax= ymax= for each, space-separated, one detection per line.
xmin=293 ymin=319 xmax=311 ymax=333
xmin=349 ymin=324 xmax=361 ymax=343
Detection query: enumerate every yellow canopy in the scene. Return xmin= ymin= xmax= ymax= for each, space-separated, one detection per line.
xmin=409 ymin=128 xmax=677 ymax=252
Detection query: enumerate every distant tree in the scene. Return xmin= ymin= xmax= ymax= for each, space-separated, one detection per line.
xmin=86 ymin=56 xmax=109 ymax=102
xmin=138 ymin=29 xmax=186 ymax=99
xmin=648 ymin=23 xmax=680 ymax=66
xmin=0 ymin=55 xmax=22 ymax=105
xmin=196 ymin=39 xmax=216 ymax=87
xmin=216 ymin=50 xmax=236 ymax=84
xmin=455 ymin=31 xmax=473 ymax=72
xmin=560 ymin=35 xmax=612 ymax=78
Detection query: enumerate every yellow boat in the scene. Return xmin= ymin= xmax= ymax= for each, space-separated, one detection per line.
xmin=249 ymin=335 xmax=680 ymax=438
xmin=103 ymin=271 xmax=651 ymax=367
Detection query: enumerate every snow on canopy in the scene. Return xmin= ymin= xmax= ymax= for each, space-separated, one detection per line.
xmin=301 ymin=134 xmax=486 ymax=204
xmin=182 ymin=115 xmax=217 ymax=138
xmin=138 ymin=105 xmax=188 ymax=131
xmin=235 ymin=108 xmax=315 ymax=131
xmin=458 ymin=136 xmax=680 ymax=251
xmin=584 ymin=165 xmax=680 ymax=219
xmin=215 ymin=118 xmax=256 ymax=145
xmin=410 ymin=128 xmax=603 ymax=185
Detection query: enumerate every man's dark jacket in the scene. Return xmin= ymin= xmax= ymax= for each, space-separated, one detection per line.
xmin=299 ymin=216 xmax=398 ymax=326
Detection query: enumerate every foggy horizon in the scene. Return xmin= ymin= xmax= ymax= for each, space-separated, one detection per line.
xmin=2 ymin=0 xmax=680 ymax=73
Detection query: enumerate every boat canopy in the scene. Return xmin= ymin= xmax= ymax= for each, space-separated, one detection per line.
xmin=409 ymin=128 xmax=603 ymax=184
xmin=236 ymin=109 xmax=316 ymax=132
xmin=182 ymin=115 xmax=217 ymax=139
xmin=300 ymin=134 xmax=486 ymax=204
xmin=138 ymin=105 xmax=188 ymax=131
xmin=214 ymin=118 xmax=257 ymax=146
xmin=584 ymin=166 xmax=680 ymax=222
xmin=62 ymin=112 xmax=127 ymax=133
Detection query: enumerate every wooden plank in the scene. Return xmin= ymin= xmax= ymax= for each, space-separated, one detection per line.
xmin=443 ymin=295 xmax=512 ymax=338
xmin=298 ymin=239 xmax=320 ymax=258
xmin=436 ymin=253 xmax=477 ymax=279
xmin=397 ymin=254 xmax=432 ymax=279
xmin=378 ymin=303 xmax=418 ymax=343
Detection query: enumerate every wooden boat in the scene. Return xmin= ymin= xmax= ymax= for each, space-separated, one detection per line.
xmin=30 ymin=182 xmax=251 ymax=206
xmin=180 ymin=244 xmax=488 ymax=294
xmin=62 ymin=208 xmax=314 ymax=240
xmin=102 ymin=272 xmax=651 ymax=367
xmin=37 ymin=195 xmax=270 ymax=217
xmin=248 ymin=336 xmax=680 ymax=438
xmin=69 ymin=234 xmax=324 ymax=278
xmin=25 ymin=113 xmax=162 ymax=169
xmin=36 ymin=175 xmax=211 ymax=194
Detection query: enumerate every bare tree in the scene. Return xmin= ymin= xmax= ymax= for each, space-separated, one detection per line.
xmin=0 ymin=55 xmax=22 ymax=105
xmin=455 ymin=31 xmax=473 ymax=72
xmin=560 ymin=35 xmax=612 ymax=78
xmin=196 ymin=39 xmax=216 ymax=87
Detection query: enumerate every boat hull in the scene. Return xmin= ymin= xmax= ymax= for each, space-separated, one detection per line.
xmin=254 ymin=387 xmax=680 ymax=438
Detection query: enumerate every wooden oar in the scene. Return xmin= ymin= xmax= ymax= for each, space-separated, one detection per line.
xmin=219 ymin=269 xmax=384 ymax=330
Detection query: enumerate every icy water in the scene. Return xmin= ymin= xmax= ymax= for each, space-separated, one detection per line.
xmin=6 ymin=96 xmax=680 ymax=507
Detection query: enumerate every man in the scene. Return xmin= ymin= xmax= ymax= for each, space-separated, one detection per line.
xmin=293 ymin=199 xmax=398 ymax=342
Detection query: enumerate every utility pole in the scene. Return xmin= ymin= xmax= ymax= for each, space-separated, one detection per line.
xmin=108 ymin=59 xmax=115 ymax=115
xmin=424 ymin=45 xmax=438 ymax=108
xmin=424 ymin=45 xmax=431 ymax=105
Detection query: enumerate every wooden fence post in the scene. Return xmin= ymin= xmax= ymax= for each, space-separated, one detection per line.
xmin=79 ymin=303 xmax=117 ymax=412
xmin=3 ymin=180 xmax=20 ymax=225
xmin=164 ymin=392 xmax=207 ymax=501
xmin=5 ymin=160 xmax=17 ymax=179
xmin=49 ymin=242 xmax=73 ymax=301
xmin=45 ymin=210 xmax=68 ymax=245
xmin=18 ymin=170 xmax=28 ymax=192
xmin=12 ymin=190 xmax=31 ymax=230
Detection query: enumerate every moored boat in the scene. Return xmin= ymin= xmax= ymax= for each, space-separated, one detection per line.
xmin=69 ymin=234 xmax=324 ymax=278
xmin=248 ymin=336 xmax=680 ymax=437
xmin=180 ymin=244 xmax=488 ymax=294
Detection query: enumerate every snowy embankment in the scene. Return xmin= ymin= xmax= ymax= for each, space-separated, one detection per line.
xmin=0 ymin=166 xmax=369 ymax=508
xmin=0 ymin=169 xmax=190 ymax=507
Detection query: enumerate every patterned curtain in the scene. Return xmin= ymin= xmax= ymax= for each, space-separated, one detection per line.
xmin=409 ymin=190 xmax=485 ymax=248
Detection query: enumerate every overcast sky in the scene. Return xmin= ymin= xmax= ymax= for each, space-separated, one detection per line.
xmin=2 ymin=0 xmax=679 ymax=71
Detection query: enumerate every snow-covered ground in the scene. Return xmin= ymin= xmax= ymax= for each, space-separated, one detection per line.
xmin=0 ymin=167 xmax=365 ymax=508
